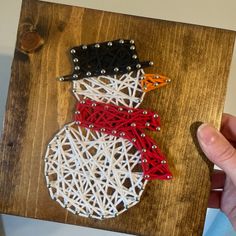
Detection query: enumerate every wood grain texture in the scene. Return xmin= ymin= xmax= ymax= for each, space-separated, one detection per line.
xmin=0 ymin=0 xmax=235 ymax=235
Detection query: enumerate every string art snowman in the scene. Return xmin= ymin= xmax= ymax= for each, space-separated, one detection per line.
xmin=44 ymin=39 xmax=172 ymax=219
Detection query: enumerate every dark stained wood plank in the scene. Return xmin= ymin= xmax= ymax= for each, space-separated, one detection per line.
xmin=0 ymin=0 xmax=235 ymax=235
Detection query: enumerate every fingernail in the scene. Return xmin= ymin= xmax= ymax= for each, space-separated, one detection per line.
xmin=197 ymin=123 xmax=219 ymax=145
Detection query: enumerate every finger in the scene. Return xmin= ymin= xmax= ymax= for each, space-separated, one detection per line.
xmin=211 ymin=170 xmax=226 ymax=189
xmin=197 ymin=124 xmax=236 ymax=186
xmin=221 ymin=113 xmax=236 ymax=142
xmin=208 ymin=190 xmax=222 ymax=208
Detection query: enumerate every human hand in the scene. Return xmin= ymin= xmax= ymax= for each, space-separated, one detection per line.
xmin=197 ymin=113 xmax=236 ymax=230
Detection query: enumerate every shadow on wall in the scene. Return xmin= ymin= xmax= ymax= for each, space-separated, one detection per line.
xmin=0 ymin=215 xmax=6 ymax=236
xmin=0 ymin=54 xmax=12 ymax=134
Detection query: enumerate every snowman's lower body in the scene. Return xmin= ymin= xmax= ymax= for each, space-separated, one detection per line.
xmin=44 ymin=122 xmax=147 ymax=219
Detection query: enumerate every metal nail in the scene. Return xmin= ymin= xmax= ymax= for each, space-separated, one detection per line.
xmin=70 ymin=49 xmax=76 ymax=54
xmin=130 ymin=45 xmax=135 ymax=50
xmin=149 ymin=61 xmax=154 ymax=66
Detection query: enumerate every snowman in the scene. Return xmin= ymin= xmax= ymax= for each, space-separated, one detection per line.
xmin=44 ymin=39 xmax=172 ymax=219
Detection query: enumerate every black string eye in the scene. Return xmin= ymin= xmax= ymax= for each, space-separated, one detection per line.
xmin=68 ymin=39 xmax=152 ymax=80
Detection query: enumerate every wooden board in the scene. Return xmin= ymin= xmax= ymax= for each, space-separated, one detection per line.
xmin=0 ymin=0 xmax=235 ymax=235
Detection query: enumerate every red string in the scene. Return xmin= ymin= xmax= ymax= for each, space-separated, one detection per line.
xmin=74 ymin=99 xmax=172 ymax=180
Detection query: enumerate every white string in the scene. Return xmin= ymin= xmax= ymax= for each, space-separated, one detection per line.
xmin=73 ymin=69 xmax=145 ymax=108
xmin=45 ymin=70 xmax=147 ymax=219
xmin=45 ymin=122 xmax=147 ymax=219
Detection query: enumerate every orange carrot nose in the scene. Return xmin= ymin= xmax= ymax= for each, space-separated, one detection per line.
xmin=141 ymin=74 xmax=171 ymax=92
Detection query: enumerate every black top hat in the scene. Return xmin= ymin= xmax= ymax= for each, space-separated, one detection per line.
xmin=59 ymin=39 xmax=153 ymax=81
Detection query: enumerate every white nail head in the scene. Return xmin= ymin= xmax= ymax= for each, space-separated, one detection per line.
xmin=71 ymin=49 xmax=76 ymax=54
xmin=130 ymin=45 xmax=135 ymax=50
xmin=149 ymin=61 xmax=154 ymax=66
xmin=101 ymin=69 xmax=106 ymax=74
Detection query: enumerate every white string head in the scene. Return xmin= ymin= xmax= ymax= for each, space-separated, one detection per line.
xmin=45 ymin=122 xmax=147 ymax=219
xmin=73 ymin=69 xmax=145 ymax=108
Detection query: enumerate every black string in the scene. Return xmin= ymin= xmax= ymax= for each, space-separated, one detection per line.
xmin=61 ymin=39 xmax=151 ymax=81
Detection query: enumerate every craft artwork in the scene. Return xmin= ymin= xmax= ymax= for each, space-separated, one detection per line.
xmin=44 ymin=39 xmax=172 ymax=219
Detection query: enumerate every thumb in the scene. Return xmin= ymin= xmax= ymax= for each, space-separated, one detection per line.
xmin=197 ymin=123 xmax=236 ymax=186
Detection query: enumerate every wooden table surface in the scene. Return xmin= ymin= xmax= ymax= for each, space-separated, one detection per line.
xmin=0 ymin=0 xmax=235 ymax=235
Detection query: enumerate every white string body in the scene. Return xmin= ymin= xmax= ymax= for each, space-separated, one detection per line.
xmin=44 ymin=69 xmax=148 ymax=219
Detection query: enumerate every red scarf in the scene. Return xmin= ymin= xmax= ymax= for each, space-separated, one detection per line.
xmin=74 ymin=99 xmax=172 ymax=180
